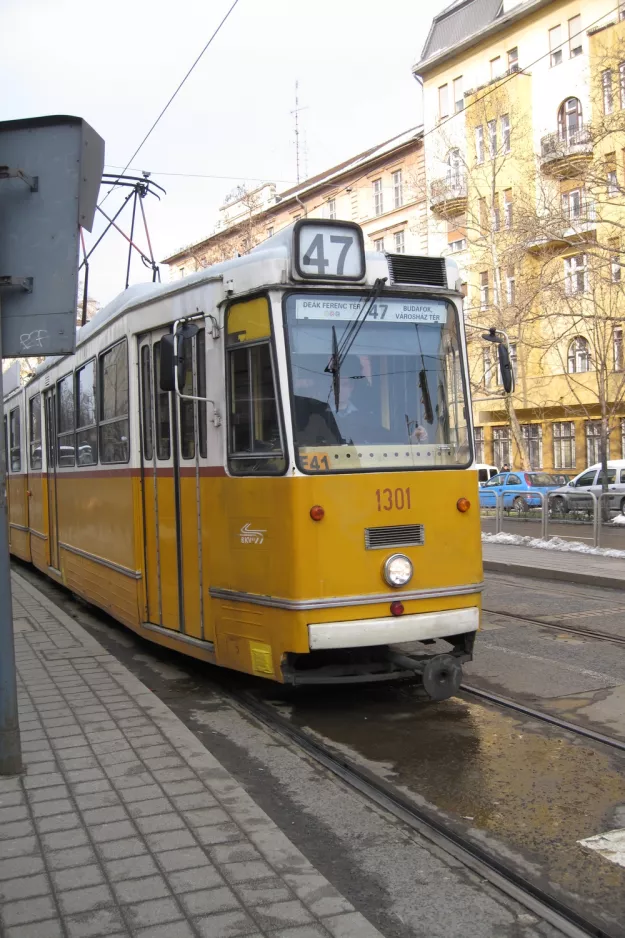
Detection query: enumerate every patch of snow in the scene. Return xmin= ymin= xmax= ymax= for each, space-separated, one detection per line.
xmin=578 ymin=828 xmax=625 ymax=869
xmin=612 ymin=513 xmax=625 ymax=525
xmin=482 ymin=531 xmax=625 ymax=559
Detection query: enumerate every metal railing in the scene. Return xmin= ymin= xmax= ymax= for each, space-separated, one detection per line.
xmin=429 ymin=173 xmax=467 ymax=206
xmin=540 ymin=127 xmax=592 ymax=161
xmin=482 ymin=490 xmax=622 ymax=548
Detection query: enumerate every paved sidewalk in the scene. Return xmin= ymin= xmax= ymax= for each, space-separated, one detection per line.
xmin=0 ymin=571 xmax=383 ymax=938
xmin=483 ymin=541 xmax=625 ymax=588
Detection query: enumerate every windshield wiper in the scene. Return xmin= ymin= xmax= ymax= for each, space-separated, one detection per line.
xmin=325 ymin=277 xmax=387 ymax=411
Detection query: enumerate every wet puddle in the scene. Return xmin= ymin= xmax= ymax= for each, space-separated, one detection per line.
xmin=262 ymin=684 xmax=625 ymax=936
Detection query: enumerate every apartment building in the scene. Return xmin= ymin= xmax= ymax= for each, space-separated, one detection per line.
xmin=162 ymin=127 xmax=427 ymax=276
xmin=415 ymin=0 xmax=625 ymax=473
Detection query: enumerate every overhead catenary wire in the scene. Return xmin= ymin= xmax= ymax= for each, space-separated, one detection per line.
xmin=99 ymin=0 xmax=241 ymax=207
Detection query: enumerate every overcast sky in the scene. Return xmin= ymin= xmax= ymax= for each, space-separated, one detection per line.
xmin=2 ymin=0 xmax=449 ymax=307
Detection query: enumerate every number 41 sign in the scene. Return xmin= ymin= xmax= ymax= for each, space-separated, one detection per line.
xmin=293 ymin=220 xmax=365 ymax=282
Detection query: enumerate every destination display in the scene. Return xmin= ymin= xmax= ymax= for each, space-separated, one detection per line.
xmin=294 ymin=296 xmax=448 ymax=324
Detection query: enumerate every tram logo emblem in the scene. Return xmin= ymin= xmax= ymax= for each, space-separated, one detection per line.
xmin=240 ymin=523 xmax=266 ymax=545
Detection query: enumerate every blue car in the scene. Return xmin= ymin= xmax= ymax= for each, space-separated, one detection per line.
xmin=478 ymin=471 xmax=563 ymax=510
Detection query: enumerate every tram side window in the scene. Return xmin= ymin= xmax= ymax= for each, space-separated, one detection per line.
xmin=9 ymin=407 xmax=21 ymax=472
xmin=57 ymin=374 xmax=75 ymax=467
xmin=99 ymin=340 xmax=129 ymax=464
xmin=227 ymin=344 xmax=285 ymax=475
xmin=153 ymin=342 xmax=171 ymax=460
xmin=197 ymin=330 xmax=207 ymax=459
xmin=29 ymin=394 xmax=42 ymax=470
xmin=76 ymin=360 xmax=97 ymax=466
xmin=140 ymin=346 xmax=154 ymax=461
xmin=179 ymin=335 xmax=195 ymax=460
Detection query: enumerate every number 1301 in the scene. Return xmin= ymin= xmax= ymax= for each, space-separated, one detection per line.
xmin=376 ymin=488 xmax=412 ymax=511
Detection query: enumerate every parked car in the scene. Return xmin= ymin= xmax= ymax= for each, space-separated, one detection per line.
xmin=474 ymin=463 xmax=499 ymax=485
xmin=478 ymin=470 xmax=564 ymax=510
xmin=549 ymin=460 xmax=625 ymax=514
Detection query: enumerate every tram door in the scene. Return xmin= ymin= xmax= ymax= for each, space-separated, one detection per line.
xmin=139 ymin=331 xmax=211 ymax=642
xmin=44 ymin=388 xmax=60 ymax=569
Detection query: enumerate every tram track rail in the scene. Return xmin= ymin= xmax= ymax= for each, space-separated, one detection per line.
xmin=482 ymin=606 xmax=625 ymax=647
xmin=229 ymin=684 xmax=617 ymax=938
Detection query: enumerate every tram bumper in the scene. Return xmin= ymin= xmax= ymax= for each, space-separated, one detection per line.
xmin=281 ymin=607 xmax=477 ymax=693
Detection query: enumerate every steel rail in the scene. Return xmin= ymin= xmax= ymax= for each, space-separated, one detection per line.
xmin=231 ymin=686 xmax=613 ymax=938
xmin=482 ymin=606 xmax=625 ymax=647
xmin=460 ymin=684 xmax=625 ymax=753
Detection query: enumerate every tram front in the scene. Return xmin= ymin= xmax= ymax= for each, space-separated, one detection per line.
xmin=214 ymin=220 xmax=483 ymax=699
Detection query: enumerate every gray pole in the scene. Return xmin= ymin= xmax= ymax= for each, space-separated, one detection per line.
xmin=0 ymin=296 xmax=22 ymax=776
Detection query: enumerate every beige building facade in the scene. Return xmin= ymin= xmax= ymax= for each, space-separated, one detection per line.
xmin=162 ymin=127 xmax=427 ymax=276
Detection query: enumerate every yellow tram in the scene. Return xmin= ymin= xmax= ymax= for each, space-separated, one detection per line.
xmin=4 ymin=219 xmax=484 ymax=698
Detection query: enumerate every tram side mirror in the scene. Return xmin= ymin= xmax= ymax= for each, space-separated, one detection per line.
xmin=160 ymin=323 xmax=200 ymax=393
xmin=497 ymin=343 xmax=515 ymax=394
xmin=159 ymin=334 xmax=178 ymax=392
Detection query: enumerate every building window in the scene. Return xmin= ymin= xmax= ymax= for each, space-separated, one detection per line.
xmin=614 ymin=326 xmax=623 ymax=370
xmin=393 ymin=230 xmax=405 ymax=254
xmin=549 ymin=25 xmax=562 ymax=67
xmin=586 ymin=420 xmax=603 ymax=465
xmin=553 ymin=421 xmax=576 ymax=468
xmin=76 ymin=359 xmax=97 ymax=465
xmin=453 ymin=76 xmax=463 ymax=112
xmin=507 ymin=47 xmax=519 ymax=72
xmin=564 ymin=254 xmax=588 ymax=295
xmin=178 ymin=267 xmax=185 ymax=278
xmin=438 ymin=83 xmax=449 ymax=119
xmin=558 ymin=98 xmax=582 ymax=141
xmin=487 ymin=119 xmax=497 ymax=159
xmin=447 ymin=148 xmax=462 ymax=181
xmin=480 ymin=271 xmax=489 ymax=311
xmin=373 ymin=178 xmax=383 ymax=216
xmin=603 ymin=70 xmax=614 ymax=115
xmin=9 ymin=407 xmax=21 ymax=472
xmin=612 ymin=242 xmax=622 ymax=283
xmin=449 ymin=238 xmax=467 ymax=253
xmin=567 ymin=336 xmax=591 ymax=373
xmin=57 ymin=374 xmax=75 ymax=467
xmin=99 ymin=339 xmax=129 ymax=464
xmin=392 ymin=170 xmax=403 ymax=208
xmin=493 ymin=426 xmax=511 ymax=466
xmin=501 ymin=114 xmax=510 ymax=154
xmin=474 ymin=427 xmax=485 ymax=463
xmin=503 ymin=189 xmax=513 ymax=228
xmin=475 ymin=126 xmax=485 ymax=164
xmin=620 ymin=0 xmax=625 ymax=21
xmin=521 ymin=425 xmax=543 ymax=468
xmin=607 ymin=155 xmax=618 ymax=195
xmin=479 ymin=197 xmax=488 ymax=234
xmin=562 ymin=188 xmax=582 ymax=220
xmin=267 ymin=227 xmax=274 ymax=238
xmin=29 ymin=394 xmax=42 ymax=470
xmin=620 ymin=63 xmax=625 ymax=109
xmin=492 ymin=195 xmax=501 ymax=232
xmin=374 ymin=238 xmax=384 ymax=252
xmin=509 ymin=342 xmax=518 ymax=377
xmin=327 ymin=198 xmax=336 ymax=220
xmin=506 ymin=266 xmax=516 ymax=305
xmin=490 ymin=56 xmax=502 ymax=80
xmin=568 ymin=15 xmax=582 ymax=57
xmin=483 ymin=346 xmax=495 ymax=386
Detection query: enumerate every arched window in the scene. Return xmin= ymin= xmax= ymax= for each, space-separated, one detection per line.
xmin=558 ymin=98 xmax=583 ymax=142
xmin=567 ymin=336 xmax=591 ymax=373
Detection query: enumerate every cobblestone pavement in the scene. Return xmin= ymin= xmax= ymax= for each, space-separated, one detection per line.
xmin=0 ymin=571 xmax=383 ymax=938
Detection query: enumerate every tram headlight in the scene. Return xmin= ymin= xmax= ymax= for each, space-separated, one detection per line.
xmin=383 ymin=554 xmax=413 ymax=588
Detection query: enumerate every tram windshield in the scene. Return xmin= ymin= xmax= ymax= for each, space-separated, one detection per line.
xmin=284 ymin=292 xmax=471 ymax=472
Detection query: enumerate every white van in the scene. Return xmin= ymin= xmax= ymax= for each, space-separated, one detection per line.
xmin=474 ymin=464 xmax=499 ymax=486
xmin=550 ymin=459 xmax=625 ymax=513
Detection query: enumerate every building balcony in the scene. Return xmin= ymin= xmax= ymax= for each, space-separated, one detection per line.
xmin=539 ymin=129 xmax=593 ymax=178
xmin=527 ymin=201 xmax=597 ymax=252
xmin=429 ymin=173 xmax=467 ymax=215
